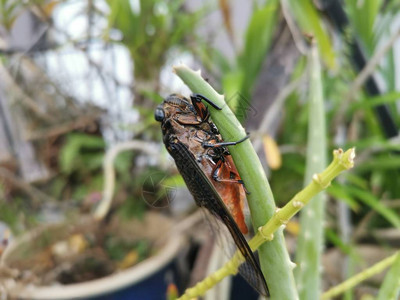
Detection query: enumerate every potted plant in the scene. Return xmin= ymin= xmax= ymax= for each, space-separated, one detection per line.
xmin=0 ymin=140 xmax=186 ymax=299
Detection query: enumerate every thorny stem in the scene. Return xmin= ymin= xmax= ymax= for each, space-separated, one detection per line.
xmin=251 ymin=148 xmax=354 ymax=250
xmin=177 ymin=148 xmax=355 ymax=300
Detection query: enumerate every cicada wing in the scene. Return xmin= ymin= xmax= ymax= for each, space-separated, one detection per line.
xmin=168 ymin=141 xmax=269 ymax=296
xmin=215 ymin=209 xmax=269 ymax=297
xmin=200 ymin=208 xmax=268 ymax=297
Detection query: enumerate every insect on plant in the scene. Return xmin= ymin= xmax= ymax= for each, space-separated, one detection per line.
xmin=155 ymin=94 xmax=268 ymax=295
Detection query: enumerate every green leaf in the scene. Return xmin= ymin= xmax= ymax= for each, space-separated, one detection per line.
xmin=106 ymin=0 xmax=201 ymax=80
xmin=344 ymin=0 xmax=382 ymax=54
xmin=345 ymin=136 xmax=384 ymax=151
xmin=222 ymin=70 xmax=245 ymax=112
xmin=351 ymin=92 xmax=400 ymax=110
xmin=377 ymin=252 xmax=400 ymax=300
xmin=0 ymin=0 xmax=23 ymax=30
xmin=286 ymin=0 xmax=336 ymax=69
xmin=114 ymin=152 xmax=134 ymax=175
xmin=327 ymin=183 xmax=360 ymax=211
xmin=238 ymin=1 xmax=279 ymax=88
xmin=230 ymin=0 xmax=279 ymax=121
xmin=59 ymin=133 xmax=105 ymax=174
xmin=155 ymin=174 xmax=185 ymax=200
xmin=357 ymin=155 xmax=400 ymax=172
xmin=325 ymin=228 xmax=353 ymax=255
xmin=161 ymin=174 xmax=184 ymax=188
xmin=346 ymin=186 xmax=400 ymax=229
xmin=381 ymin=47 xmax=396 ymax=92
xmin=343 ymin=173 xmax=369 ymax=190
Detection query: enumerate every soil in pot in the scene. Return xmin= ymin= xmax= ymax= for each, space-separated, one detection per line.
xmin=1 ymin=212 xmax=173 ymax=287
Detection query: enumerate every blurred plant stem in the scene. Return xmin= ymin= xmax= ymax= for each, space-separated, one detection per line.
xmin=322 ymin=252 xmax=400 ymax=300
xmin=377 ymin=252 xmax=400 ymax=300
xmin=94 ymin=140 xmax=161 ymax=220
xmin=294 ymin=42 xmax=327 ymax=299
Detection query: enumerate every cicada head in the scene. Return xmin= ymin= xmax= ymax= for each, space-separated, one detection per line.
xmin=156 ymin=94 xmax=192 ymax=121
xmin=154 ymin=105 xmax=165 ymax=122
xmin=155 ymin=94 xmax=206 ymax=130
xmin=155 ymin=94 xmax=192 ymax=141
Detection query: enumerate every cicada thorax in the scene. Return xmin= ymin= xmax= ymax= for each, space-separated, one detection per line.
xmin=160 ymin=94 xmax=209 ymax=125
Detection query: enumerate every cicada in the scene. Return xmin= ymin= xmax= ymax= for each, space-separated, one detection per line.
xmin=155 ymin=94 xmax=268 ymax=295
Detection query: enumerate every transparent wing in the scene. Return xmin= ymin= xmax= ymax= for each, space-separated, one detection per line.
xmin=202 ymin=209 xmax=269 ymax=297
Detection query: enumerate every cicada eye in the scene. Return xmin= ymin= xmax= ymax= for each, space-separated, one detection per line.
xmin=155 ymin=106 xmax=165 ymax=122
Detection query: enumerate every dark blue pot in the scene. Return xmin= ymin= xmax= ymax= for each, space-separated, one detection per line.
xmin=90 ymin=260 xmax=180 ymax=300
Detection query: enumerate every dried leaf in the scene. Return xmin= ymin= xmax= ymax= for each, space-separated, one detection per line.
xmin=42 ymin=0 xmax=59 ymax=19
xmin=219 ymin=0 xmax=234 ymax=43
xmin=285 ymin=220 xmax=300 ymax=236
xmin=117 ymin=250 xmax=139 ymax=270
xmin=167 ymin=283 xmax=179 ymax=300
xmin=69 ymin=234 xmax=88 ymax=254
xmin=262 ymin=135 xmax=282 ymax=170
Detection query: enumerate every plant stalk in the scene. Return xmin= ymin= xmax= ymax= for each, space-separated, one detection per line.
xmin=322 ymin=252 xmax=399 ymax=299
xmin=377 ymin=252 xmax=400 ymax=300
xmin=294 ymin=42 xmax=327 ymax=299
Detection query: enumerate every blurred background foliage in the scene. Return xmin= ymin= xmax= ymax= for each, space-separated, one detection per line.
xmin=0 ymin=0 xmax=400 ymax=296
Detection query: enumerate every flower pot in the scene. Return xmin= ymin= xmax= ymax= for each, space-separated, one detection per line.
xmin=1 ymin=212 xmax=183 ymax=300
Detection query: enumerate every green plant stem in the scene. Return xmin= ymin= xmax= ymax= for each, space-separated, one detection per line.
xmin=252 ymin=148 xmax=353 ymax=250
xmin=178 ymin=148 xmax=355 ymax=300
xmin=294 ymin=42 xmax=327 ymax=299
xmin=377 ymin=252 xmax=400 ymax=300
xmin=174 ymin=64 xmax=297 ymax=299
xmin=321 ymin=252 xmax=400 ymax=300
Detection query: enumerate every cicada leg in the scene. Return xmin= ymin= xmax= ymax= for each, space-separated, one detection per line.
xmin=190 ymin=94 xmax=223 ymax=110
xmin=202 ymin=134 xmax=249 ymax=148
xmin=211 ymin=159 xmax=249 ymax=194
